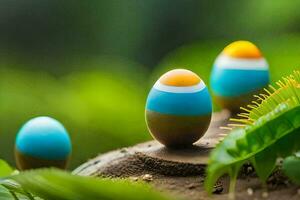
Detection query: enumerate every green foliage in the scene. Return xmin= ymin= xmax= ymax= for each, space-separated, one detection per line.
xmin=2 ymin=0 xmax=300 ymax=63
xmin=0 ymin=160 xmax=34 ymax=200
xmin=283 ymin=155 xmax=300 ymax=185
xmin=1 ymin=169 xmax=173 ymax=200
xmin=0 ymin=160 xmax=13 ymax=178
xmin=0 ymin=186 xmax=22 ymax=200
xmin=0 ymin=181 xmax=36 ymax=200
xmin=205 ymin=71 xmax=300 ymax=197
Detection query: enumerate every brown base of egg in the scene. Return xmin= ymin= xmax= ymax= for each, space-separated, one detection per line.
xmin=214 ymin=88 xmax=266 ymax=113
xmin=15 ymin=148 xmax=69 ymax=170
xmin=145 ymin=110 xmax=211 ymax=148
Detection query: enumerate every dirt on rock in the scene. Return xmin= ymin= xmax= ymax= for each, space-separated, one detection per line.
xmin=74 ymin=147 xmax=299 ymax=200
xmin=74 ymin=111 xmax=300 ymax=200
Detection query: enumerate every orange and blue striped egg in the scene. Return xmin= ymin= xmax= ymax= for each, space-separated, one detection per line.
xmin=210 ymin=41 xmax=270 ymax=111
xmin=145 ymin=69 xmax=212 ymax=147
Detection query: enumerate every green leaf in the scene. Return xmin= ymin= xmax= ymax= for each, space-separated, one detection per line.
xmin=283 ymin=155 xmax=300 ymax=185
xmin=0 ymin=159 xmax=13 ymax=178
xmin=0 ymin=179 xmax=37 ymax=199
xmin=10 ymin=168 xmax=174 ymax=200
xmin=0 ymin=183 xmax=34 ymax=200
xmin=251 ymin=145 xmax=277 ymax=182
xmin=205 ymin=128 xmax=246 ymax=193
xmin=0 ymin=185 xmax=16 ymax=200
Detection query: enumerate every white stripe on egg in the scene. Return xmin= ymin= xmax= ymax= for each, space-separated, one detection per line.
xmin=214 ymin=54 xmax=269 ymax=70
xmin=154 ymin=81 xmax=206 ymax=93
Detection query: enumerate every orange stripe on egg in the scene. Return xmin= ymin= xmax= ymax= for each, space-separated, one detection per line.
xmin=159 ymin=69 xmax=201 ymax=86
xmin=222 ymin=41 xmax=262 ymax=59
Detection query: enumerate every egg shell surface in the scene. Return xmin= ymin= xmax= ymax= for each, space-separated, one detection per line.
xmin=146 ymin=69 xmax=212 ymax=116
xmin=210 ymin=41 xmax=270 ymax=97
xmin=15 ymin=116 xmax=72 ymax=160
xmin=145 ymin=69 xmax=212 ymax=147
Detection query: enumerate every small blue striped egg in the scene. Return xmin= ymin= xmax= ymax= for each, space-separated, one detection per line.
xmin=15 ymin=116 xmax=72 ymax=169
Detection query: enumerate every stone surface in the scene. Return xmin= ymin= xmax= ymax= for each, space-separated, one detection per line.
xmin=73 ymin=110 xmax=230 ymax=177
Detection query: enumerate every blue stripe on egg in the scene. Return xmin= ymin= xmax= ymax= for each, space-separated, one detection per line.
xmin=210 ymin=68 xmax=269 ymax=97
xmin=146 ymin=87 xmax=212 ymax=116
xmin=16 ymin=117 xmax=72 ymax=160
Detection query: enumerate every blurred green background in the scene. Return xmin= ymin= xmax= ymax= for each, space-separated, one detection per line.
xmin=1 ymin=0 xmax=300 ymax=168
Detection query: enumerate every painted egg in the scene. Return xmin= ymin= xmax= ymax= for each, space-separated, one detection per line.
xmin=210 ymin=40 xmax=270 ymax=112
xmin=15 ymin=116 xmax=72 ymax=170
xmin=145 ymin=69 xmax=212 ymax=147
